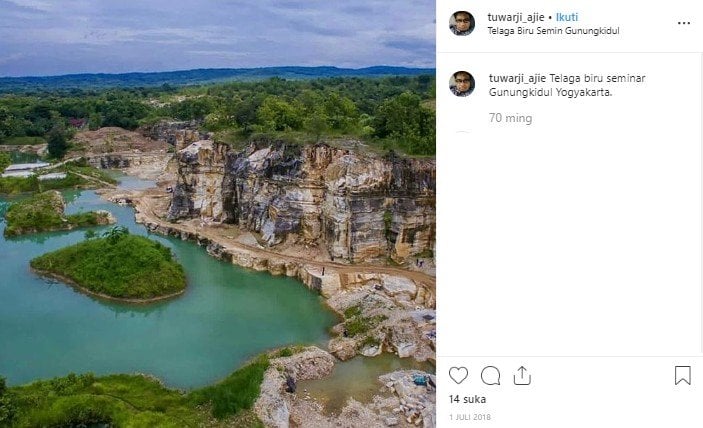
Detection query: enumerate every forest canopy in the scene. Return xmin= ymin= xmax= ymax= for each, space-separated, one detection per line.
xmin=0 ymin=75 xmax=436 ymax=156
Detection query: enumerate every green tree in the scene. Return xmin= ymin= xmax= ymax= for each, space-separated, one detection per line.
xmin=373 ymin=92 xmax=435 ymax=156
xmin=102 ymin=225 xmax=129 ymax=244
xmin=0 ymin=375 xmax=17 ymax=426
xmin=322 ymin=93 xmax=359 ymax=132
xmin=0 ymin=107 xmax=9 ymax=140
xmin=0 ymin=108 xmax=31 ymax=140
xmin=304 ymin=110 xmax=328 ymax=142
xmin=232 ymin=95 xmax=264 ymax=135
xmin=257 ymin=96 xmax=304 ymax=132
xmin=98 ymin=95 xmax=150 ymax=129
xmin=0 ymin=153 xmax=10 ymax=172
xmin=169 ymin=97 xmax=213 ymax=120
xmin=47 ymin=127 xmax=68 ymax=159
xmin=88 ymin=112 xmax=102 ymax=131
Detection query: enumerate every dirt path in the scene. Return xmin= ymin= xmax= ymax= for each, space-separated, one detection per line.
xmin=130 ymin=190 xmax=436 ymax=292
xmin=45 ymin=156 xmax=82 ymax=170
xmin=71 ymin=171 xmax=118 ymax=188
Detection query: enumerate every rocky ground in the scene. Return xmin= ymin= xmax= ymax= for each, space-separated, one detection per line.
xmin=68 ymin=127 xmax=176 ymax=182
xmin=70 ymin=127 xmax=169 ymax=156
xmin=82 ymin=125 xmax=436 ymax=427
xmin=257 ymin=347 xmax=436 ymax=428
xmin=123 ymin=190 xmax=436 ymax=428
xmin=327 ymin=284 xmax=435 ymax=363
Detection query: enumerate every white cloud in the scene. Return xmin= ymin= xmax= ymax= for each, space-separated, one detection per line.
xmin=0 ymin=0 xmax=435 ymax=76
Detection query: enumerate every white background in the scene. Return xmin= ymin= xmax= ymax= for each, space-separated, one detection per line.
xmin=438 ymin=53 xmax=701 ymax=357
xmin=437 ymin=1 xmax=703 ymax=426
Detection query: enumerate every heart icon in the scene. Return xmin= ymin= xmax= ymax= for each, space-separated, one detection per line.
xmin=449 ymin=366 xmax=469 ymax=384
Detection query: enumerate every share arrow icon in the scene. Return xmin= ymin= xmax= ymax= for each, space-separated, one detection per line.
xmin=514 ymin=366 xmax=532 ymax=386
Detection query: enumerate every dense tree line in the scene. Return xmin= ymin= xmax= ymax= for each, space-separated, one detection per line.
xmin=0 ymin=75 xmax=435 ymax=156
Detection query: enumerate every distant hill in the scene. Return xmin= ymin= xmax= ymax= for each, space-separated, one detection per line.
xmin=0 ymin=66 xmax=435 ymax=93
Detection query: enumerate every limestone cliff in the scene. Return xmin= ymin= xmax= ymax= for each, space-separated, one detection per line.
xmin=168 ymin=140 xmax=435 ymax=263
xmin=142 ymin=120 xmax=210 ymax=150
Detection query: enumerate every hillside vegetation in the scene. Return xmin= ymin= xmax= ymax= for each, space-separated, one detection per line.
xmin=3 ymin=190 xmax=113 ymax=237
xmin=0 ymin=66 xmax=433 ymax=92
xmin=0 ymin=158 xmax=118 ymax=195
xmin=1 ymin=74 xmax=435 ymax=157
xmin=0 ymin=355 xmax=269 ymax=427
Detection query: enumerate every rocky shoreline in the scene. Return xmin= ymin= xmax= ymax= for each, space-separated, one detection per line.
xmin=97 ymin=184 xmax=437 ymax=427
xmin=89 ymin=127 xmax=436 ymax=427
xmin=257 ymin=347 xmax=436 ymax=428
xmin=120 ymin=190 xmax=436 ymax=362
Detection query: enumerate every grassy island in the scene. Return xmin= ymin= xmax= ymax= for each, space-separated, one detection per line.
xmin=30 ymin=227 xmax=186 ymax=301
xmin=3 ymin=190 xmax=114 ymax=237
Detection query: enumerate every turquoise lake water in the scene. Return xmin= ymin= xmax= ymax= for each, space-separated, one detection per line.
xmin=0 ymin=184 xmax=338 ymax=389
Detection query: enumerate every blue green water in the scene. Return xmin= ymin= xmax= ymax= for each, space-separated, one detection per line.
xmin=7 ymin=151 xmax=39 ymax=164
xmin=0 ymin=186 xmax=338 ymax=389
xmin=299 ymin=354 xmax=435 ymax=415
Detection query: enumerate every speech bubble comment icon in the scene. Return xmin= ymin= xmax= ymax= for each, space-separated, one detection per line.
xmin=481 ymin=366 xmax=501 ymax=385
xmin=449 ymin=367 xmax=468 ymax=384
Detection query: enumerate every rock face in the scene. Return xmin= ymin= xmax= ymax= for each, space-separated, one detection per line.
xmin=142 ymin=120 xmax=210 ymax=150
xmin=168 ymin=140 xmax=435 ymax=263
xmin=168 ymin=140 xmax=228 ymax=219
xmin=87 ymin=153 xmax=170 ymax=170
xmin=255 ymin=347 xmax=335 ymax=428
xmin=327 ymin=281 xmax=436 ymax=362
xmin=379 ymin=370 xmax=436 ymax=428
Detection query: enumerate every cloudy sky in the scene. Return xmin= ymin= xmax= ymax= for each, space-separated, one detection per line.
xmin=0 ymin=0 xmax=435 ymax=77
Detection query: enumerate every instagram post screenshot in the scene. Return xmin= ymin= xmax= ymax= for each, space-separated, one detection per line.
xmin=1 ymin=0 xmax=701 ymax=427
xmin=0 ymin=1 xmax=436 ymax=427
xmin=439 ymin=0 xmax=703 ymax=427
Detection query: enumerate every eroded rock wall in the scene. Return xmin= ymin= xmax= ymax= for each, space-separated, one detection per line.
xmin=168 ymin=140 xmax=228 ymax=219
xmin=168 ymin=140 xmax=435 ymax=263
xmin=142 ymin=120 xmax=210 ymax=150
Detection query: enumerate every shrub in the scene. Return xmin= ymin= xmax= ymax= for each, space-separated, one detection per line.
xmin=277 ymin=348 xmax=293 ymax=358
xmin=3 ymin=191 xmax=110 ymax=237
xmin=25 ymin=395 xmax=114 ymax=427
xmin=189 ymin=355 xmax=269 ymax=419
xmin=359 ymin=335 xmax=381 ymax=350
xmin=343 ymin=305 xmax=362 ymax=319
xmin=0 ymin=376 xmax=17 ymax=426
xmin=0 ymin=173 xmax=86 ymax=195
xmin=344 ymin=315 xmax=387 ymax=337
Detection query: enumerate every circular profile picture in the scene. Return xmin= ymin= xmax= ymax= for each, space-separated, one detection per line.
xmin=450 ymin=11 xmax=475 ymax=36
xmin=449 ymin=71 xmax=475 ymax=97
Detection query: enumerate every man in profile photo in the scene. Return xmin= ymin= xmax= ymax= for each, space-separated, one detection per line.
xmin=450 ymin=11 xmax=475 ymax=36
xmin=450 ymin=71 xmax=474 ymax=97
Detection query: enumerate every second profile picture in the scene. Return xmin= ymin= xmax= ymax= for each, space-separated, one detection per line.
xmin=449 ymin=11 xmax=475 ymax=36
xmin=449 ymin=71 xmax=475 ymax=97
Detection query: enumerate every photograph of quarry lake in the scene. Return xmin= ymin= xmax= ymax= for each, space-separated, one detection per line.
xmin=0 ymin=2 xmax=435 ymax=427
